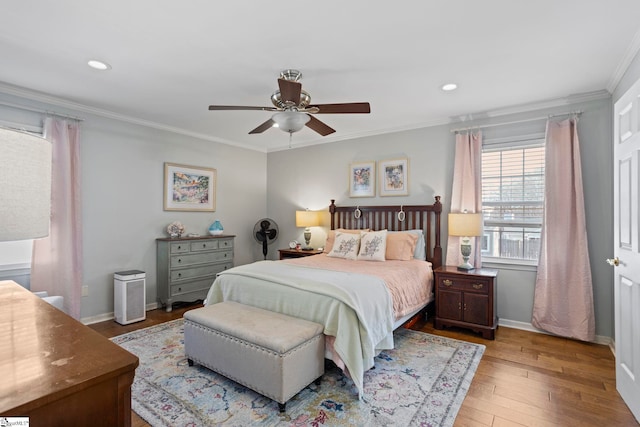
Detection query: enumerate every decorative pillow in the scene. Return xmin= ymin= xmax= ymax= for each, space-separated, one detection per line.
xmin=386 ymin=231 xmax=419 ymax=261
xmin=327 ymin=232 xmax=361 ymax=260
xmin=357 ymin=230 xmax=387 ymax=261
xmin=389 ymin=229 xmax=425 ymax=259
xmin=324 ymin=228 xmax=369 ymax=253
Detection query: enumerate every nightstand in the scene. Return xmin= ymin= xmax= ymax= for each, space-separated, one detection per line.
xmin=278 ymin=249 xmax=323 ymax=260
xmin=433 ymin=266 xmax=498 ymax=339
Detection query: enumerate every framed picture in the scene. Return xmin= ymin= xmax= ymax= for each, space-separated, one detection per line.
xmin=379 ymin=158 xmax=409 ymax=196
xmin=349 ymin=161 xmax=376 ymax=197
xmin=164 ymin=162 xmax=216 ymax=211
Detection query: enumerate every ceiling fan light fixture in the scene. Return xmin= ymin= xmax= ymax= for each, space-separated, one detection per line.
xmin=271 ymin=111 xmax=310 ymax=133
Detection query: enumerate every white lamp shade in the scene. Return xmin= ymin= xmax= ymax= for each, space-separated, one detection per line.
xmin=448 ymin=212 xmax=482 ymax=237
xmin=0 ymin=128 xmax=52 ymax=241
xmin=296 ymin=210 xmax=319 ymax=227
xmin=272 ymin=111 xmax=310 ymax=133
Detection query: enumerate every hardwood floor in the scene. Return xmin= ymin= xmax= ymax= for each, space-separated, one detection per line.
xmin=90 ymin=305 xmax=639 ymax=427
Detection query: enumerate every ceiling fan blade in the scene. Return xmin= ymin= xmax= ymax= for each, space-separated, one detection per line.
xmin=209 ymin=105 xmax=277 ymax=111
xmin=249 ymin=119 xmax=276 ymax=134
xmin=308 ymin=102 xmax=371 ymax=114
xmin=278 ymin=78 xmax=302 ymax=105
xmin=305 ymin=115 xmax=336 ymax=136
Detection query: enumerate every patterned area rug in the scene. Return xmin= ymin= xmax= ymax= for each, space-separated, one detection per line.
xmin=112 ymin=319 xmax=484 ymax=426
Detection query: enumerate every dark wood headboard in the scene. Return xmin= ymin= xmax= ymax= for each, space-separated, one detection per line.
xmin=329 ymin=196 xmax=442 ymax=269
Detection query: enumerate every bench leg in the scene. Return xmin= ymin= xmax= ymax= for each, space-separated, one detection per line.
xmin=314 ymin=376 xmax=322 ymax=386
xmin=278 ymin=402 xmax=286 ymax=413
xmin=187 ymin=358 xmax=194 ymax=366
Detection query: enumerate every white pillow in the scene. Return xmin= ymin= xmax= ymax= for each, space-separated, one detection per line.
xmin=389 ymin=229 xmax=426 ymax=259
xmin=357 ymin=230 xmax=387 ymax=261
xmin=327 ymin=232 xmax=361 ymax=260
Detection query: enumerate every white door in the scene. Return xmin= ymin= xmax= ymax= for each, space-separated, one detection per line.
xmin=613 ymin=76 xmax=640 ymax=422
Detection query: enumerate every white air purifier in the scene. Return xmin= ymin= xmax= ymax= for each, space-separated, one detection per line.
xmin=114 ymin=270 xmax=146 ymax=325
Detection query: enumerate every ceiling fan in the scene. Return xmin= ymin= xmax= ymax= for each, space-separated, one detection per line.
xmin=208 ymin=69 xmax=371 ymax=136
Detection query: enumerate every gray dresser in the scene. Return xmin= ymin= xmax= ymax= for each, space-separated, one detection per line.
xmin=156 ymin=235 xmax=235 ymax=312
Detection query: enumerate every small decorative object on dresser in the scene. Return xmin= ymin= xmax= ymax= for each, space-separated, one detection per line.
xmin=433 ymin=266 xmax=498 ymax=339
xmin=166 ymin=221 xmax=185 ymax=238
xmin=156 ymin=235 xmax=235 ymax=312
xmin=278 ymin=248 xmax=323 ymax=260
xmin=208 ymin=219 xmax=223 ymax=235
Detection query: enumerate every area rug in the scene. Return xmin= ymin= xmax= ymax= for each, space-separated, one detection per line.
xmin=112 ymin=319 xmax=484 ymax=427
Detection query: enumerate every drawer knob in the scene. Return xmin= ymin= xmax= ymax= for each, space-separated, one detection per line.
xmin=443 ymin=279 xmax=453 ymax=287
xmin=472 ymin=283 xmax=484 ymax=290
xmin=178 ymin=245 xmax=181 ymax=249
xmin=177 ymin=259 xmax=182 ymax=263
xmin=178 ymin=273 xmax=181 ymax=277
xmin=203 ymin=243 xmax=207 ymax=248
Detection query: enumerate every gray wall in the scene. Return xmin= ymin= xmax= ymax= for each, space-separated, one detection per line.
xmin=267 ymin=96 xmax=615 ymax=339
xmin=0 ymin=91 xmax=268 ymax=321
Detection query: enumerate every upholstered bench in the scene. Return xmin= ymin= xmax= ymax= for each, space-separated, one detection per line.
xmin=183 ymin=301 xmax=324 ymax=412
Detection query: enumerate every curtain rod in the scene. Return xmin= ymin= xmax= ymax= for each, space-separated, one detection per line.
xmin=450 ymin=110 xmax=582 ymax=133
xmin=0 ymin=100 xmax=84 ymax=122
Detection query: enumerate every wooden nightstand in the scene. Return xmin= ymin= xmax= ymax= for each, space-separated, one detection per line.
xmin=433 ymin=266 xmax=498 ymax=339
xmin=278 ymin=249 xmax=323 ymax=260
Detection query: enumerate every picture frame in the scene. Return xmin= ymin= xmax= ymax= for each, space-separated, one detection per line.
xmin=378 ymin=158 xmax=409 ymax=196
xmin=349 ymin=161 xmax=376 ymax=197
xmin=163 ymin=162 xmax=216 ymax=211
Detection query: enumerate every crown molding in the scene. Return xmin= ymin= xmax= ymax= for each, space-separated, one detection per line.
xmin=607 ymin=27 xmax=640 ymax=93
xmin=0 ymin=82 xmax=267 ymax=153
xmin=0 ymin=80 xmax=611 ymax=154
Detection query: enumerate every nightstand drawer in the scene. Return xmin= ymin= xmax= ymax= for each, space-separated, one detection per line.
xmin=438 ymin=276 xmax=490 ymax=294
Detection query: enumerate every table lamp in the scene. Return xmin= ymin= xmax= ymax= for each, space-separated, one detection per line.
xmin=295 ymin=210 xmax=319 ymax=250
xmin=0 ymin=127 xmax=52 ymax=241
xmin=448 ymin=211 xmax=482 ymax=271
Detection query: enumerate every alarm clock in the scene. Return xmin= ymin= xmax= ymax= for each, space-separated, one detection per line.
xmin=289 ymin=241 xmax=297 ymax=249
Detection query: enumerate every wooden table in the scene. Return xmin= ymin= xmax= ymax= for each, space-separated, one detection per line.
xmin=433 ymin=266 xmax=498 ymax=339
xmin=0 ymin=280 xmax=139 ymax=426
xmin=278 ymin=248 xmax=323 ymax=259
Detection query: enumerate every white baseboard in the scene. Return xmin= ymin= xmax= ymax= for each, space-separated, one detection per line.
xmin=498 ymin=318 xmax=614 ymax=350
xmin=81 ymin=301 xmax=159 ymax=325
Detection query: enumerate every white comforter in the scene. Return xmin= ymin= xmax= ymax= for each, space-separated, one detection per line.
xmin=204 ymin=260 xmax=394 ymax=397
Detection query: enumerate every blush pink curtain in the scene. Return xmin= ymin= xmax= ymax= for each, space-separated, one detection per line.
xmin=446 ymin=132 xmax=483 ymax=268
xmin=532 ymin=118 xmax=595 ymax=341
xmin=31 ymin=117 xmax=83 ymax=319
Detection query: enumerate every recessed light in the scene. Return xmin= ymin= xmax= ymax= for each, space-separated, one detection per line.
xmin=87 ymin=59 xmax=111 ymax=71
xmin=441 ymin=83 xmax=458 ymax=91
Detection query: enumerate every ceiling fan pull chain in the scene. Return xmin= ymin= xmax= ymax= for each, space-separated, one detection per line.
xmin=288 ymin=131 xmax=293 ymax=148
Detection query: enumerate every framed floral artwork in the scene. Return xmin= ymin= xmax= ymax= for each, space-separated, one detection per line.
xmin=379 ymin=158 xmax=409 ymax=196
xmin=164 ymin=162 xmax=216 ymax=211
xmin=349 ymin=161 xmax=376 ymax=197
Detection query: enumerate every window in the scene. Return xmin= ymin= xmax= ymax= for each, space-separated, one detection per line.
xmin=0 ymin=239 xmax=33 ymax=269
xmin=481 ymin=138 xmax=545 ymax=262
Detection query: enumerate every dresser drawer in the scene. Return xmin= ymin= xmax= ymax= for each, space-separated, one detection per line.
xmin=170 ymin=277 xmax=216 ymax=297
xmin=190 ymin=240 xmax=219 ymax=252
xmin=438 ymin=276 xmax=490 ymax=294
xmin=170 ymin=262 xmax=232 ymax=282
xmin=170 ymin=242 xmax=190 ymax=254
xmin=170 ymin=250 xmax=233 ymax=268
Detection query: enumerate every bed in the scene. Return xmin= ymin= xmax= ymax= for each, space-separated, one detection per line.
xmin=204 ymin=197 xmax=442 ymax=397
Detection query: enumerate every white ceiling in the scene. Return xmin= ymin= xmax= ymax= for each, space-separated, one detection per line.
xmin=1 ymin=1 xmax=639 ymax=152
